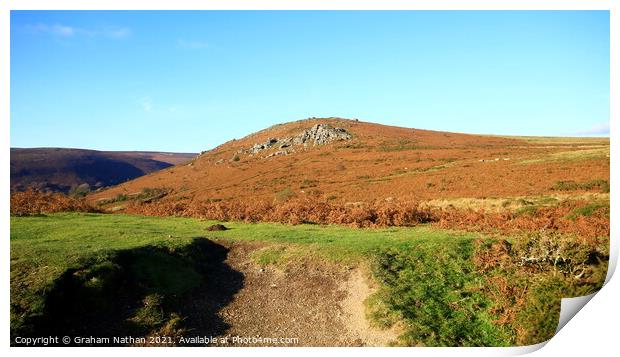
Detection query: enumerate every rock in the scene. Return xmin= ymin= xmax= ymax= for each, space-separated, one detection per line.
xmin=293 ymin=124 xmax=351 ymax=146
xmin=265 ymin=150 xmax=288 ymax=158
xmin=250 ymin=138 xmax=279 ymax=153
xmin=247 ymin=124 xmax=351 ymax=155
xmin=207 ymin=224 xmax=228 ymax=231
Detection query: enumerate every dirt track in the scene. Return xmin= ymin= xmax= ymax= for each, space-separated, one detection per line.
xmin=207 ymin=241 xmax=399 ymax=346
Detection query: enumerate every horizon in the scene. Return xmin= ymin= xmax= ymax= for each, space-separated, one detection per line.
xmin=8 ymin=115 xmax=610 ymax=153
xmin=10 ymin=10 xmax=610 ymax=152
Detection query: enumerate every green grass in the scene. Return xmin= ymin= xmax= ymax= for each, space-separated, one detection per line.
xmin=514 ymin=205 xmax=539 ymax=217
xmin=371 ymin=241 xmax=512 ymax=346
xmin=565 ymin=202 xmax=610 ymax=220
xmin=10 ymin=212 xmax=608 ymax=346
xmin=10 ymin=213 xmax=476 ymax=339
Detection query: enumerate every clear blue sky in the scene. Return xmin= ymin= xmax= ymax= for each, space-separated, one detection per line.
xmin=11 ymin=10 xmax=610 ymax=152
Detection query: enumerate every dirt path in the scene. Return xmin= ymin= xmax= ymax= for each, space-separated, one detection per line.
xmin=211 ymin=241 xmax=399 ymax=346
xmin=339 ymin=269 xmax=401 ymax=346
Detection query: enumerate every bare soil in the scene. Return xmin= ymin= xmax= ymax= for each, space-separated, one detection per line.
xmin=209 ymin=241 xmax=399 ymax=347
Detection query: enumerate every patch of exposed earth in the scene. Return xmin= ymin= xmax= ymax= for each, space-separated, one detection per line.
xmin=200 ymin=241 xmax=399 ymax=347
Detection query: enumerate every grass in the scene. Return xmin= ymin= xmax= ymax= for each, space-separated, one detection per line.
xmin=514 ymin=205 xmax=538 ymax=217
xmin=379 ymin=139 xmax=418 ymax=152
xmin=520 ymin=148 xmax=609 ymax=164
xmin=565 ymin=202 xmax=609 ymax=220
xmin=275 ymin=187 xmax=296 ymax=202
xmin=553 ymin=179 xmax=610 ymax=193
xmin=371 ymin=240 xmax=512 ymax=346
xmin=10 ymin=212 xmax=608 ymax=346
xmin=96 ymin=187 xmax=170 ymax=206
xmin=424 ymin=193 xmax=609 ymax=213
xmin=500 ymin=135 xmax=609 ymax=146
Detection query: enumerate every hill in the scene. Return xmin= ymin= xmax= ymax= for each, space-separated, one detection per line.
xmin=10 ymin=148 xmax=196 ymax=194
xmin=88 ymin=117 xmax=609 ymax=208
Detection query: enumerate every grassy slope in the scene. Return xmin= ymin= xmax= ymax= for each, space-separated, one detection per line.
xmin=11 ymin=213 xmax=607 ymax=346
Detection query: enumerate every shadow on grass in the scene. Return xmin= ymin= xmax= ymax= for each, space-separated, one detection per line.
xmin=15 ymin=238 xmax=243 ymax=346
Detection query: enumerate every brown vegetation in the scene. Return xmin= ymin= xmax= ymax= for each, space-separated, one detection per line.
xmin=121 ymin=197 xmax=609 ymax=240
xmin=435 ymin=200 xmax=609 ymax=242
xmin=124 ymin=198 xmax=435 ymax=228
xmin=10 ymin=189 xmax=98 ymax=216
xmin=88 ymin=118 xmax=610 ymax=205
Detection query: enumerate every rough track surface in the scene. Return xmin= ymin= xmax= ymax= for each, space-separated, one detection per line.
xmin=211 ymin=241 xmax=398 ymax=346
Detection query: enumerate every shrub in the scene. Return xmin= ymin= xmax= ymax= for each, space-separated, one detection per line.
xmin=472 ymin=231 xmax=608 ymax=345
xmin=68 ymin=183 xmax=91 ymax=198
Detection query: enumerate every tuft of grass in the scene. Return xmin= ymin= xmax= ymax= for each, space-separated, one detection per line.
xmin=552 ymin=179 xmax=609 ymax=193
xmin=300 ymin=179 xmax=318 ymax=189
xmin=275 ymin=187 xmax=296 ymax=202
xmin=565 ymin=202 xmax=609 ymax=220
xmin=514 ymin=205 xmax=539 ymax=217
xmin=379 ymin=139 xmax=417 ymax=152
xmin=251 ymin=246 xmax=291 ymax=267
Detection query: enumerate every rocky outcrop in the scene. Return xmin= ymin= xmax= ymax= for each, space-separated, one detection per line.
xmin=247 ymin=124 xmax=352 ymax=156
xmin=250 ymin=138 xmax=279 ymax=154
xmin=293 ymin=124 xmax=352 ymax=146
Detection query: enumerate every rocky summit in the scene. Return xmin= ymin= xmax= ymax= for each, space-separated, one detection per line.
xmin=248 ymin=124 xmax=352 ymax=155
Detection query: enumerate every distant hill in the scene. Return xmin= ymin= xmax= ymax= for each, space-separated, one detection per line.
xmin=87 ymin=117 xmax=609 ymax=207
xmin=10 ymin=148 xmax=196 ymax=194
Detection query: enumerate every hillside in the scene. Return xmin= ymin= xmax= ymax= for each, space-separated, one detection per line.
xmin=11 ymin=148 xmax=196 ymax=194
xmin=88 ymin=117 xmax=610 ymax=207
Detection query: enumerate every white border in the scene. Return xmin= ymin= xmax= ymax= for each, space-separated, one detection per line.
xmin=2 ymin=1 xmax=616 ymax=356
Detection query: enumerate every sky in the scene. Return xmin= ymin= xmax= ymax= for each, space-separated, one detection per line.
xmin=10 ymin=10 xmax=610 ymax=153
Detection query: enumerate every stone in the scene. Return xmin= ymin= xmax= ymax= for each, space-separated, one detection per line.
xmin=247 ymin=124 xmax=351 ymax=155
